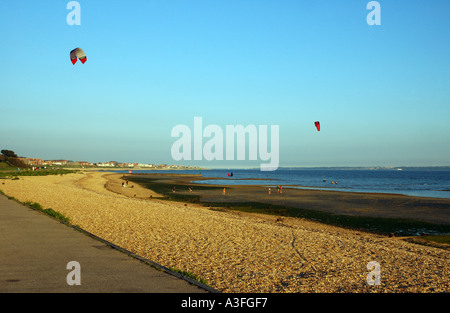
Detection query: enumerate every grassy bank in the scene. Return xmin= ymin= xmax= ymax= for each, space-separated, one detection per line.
xmin=0 ymin=168 xmax=77 ymax=178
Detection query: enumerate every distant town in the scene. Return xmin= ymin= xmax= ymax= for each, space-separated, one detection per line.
xmin=17 ymin=157 xmax=201 ymax=170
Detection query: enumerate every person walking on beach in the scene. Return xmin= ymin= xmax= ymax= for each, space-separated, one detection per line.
xmin=268 ymin=187 xmax=271 ymax=194
xmin=223 ymin=187 xmax=226 ymax=195
xmin=280 ymin=185 xmax=283 ymax=194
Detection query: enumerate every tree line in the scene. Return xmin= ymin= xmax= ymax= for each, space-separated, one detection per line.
xmin=0 ymin=149 xmax=27 ymax=168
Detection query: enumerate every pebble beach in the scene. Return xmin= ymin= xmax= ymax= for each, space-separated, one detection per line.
xmin=1 ymin=171 xmax=449 ymax=292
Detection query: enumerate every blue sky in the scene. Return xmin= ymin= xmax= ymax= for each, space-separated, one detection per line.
xmin=0 ymin=0 xmax=449 ymax=168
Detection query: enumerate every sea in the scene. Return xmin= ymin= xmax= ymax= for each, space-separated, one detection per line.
xmin=114 ymin=167 xmax=450 ymax=200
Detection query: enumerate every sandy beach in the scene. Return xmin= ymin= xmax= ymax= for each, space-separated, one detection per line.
xmin=1 ymin=171 xmax=449 ymax=292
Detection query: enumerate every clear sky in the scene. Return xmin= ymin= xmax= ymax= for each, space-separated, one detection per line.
xmin=1 ymin=0 xmax=449 ymax=168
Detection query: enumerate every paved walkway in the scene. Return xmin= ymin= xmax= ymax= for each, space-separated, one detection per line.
xmin=0 ymin=195 xmax=213 ymax=293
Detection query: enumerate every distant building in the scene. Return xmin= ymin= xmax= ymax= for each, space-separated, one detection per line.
xmin=139 ymin=163 xmax=154 ymax=168
xmin=19 ymin=158 xmax=44 ymax=166
xmin=96 ymin=162 xmax=116 ymax=167
xmin=68 ymin=161 xmax=93 ymax=167
xmin=46 ymin=160 xmax=68 ymax=166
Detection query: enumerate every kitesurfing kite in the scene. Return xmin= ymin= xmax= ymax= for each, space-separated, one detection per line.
xmin=70 ymin=48 xmax=87 ymax=65
xmin=314 ymin=121 xmax=320 ymax=131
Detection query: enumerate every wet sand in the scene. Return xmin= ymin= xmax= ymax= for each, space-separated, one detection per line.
xmin=1 ymin=171 xmax=449 ymax=292
xmin=125 ymin=173 xmax=450 ymax=225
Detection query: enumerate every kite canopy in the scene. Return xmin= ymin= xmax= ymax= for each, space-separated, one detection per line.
xmin=70 ymin=48 xmax=86 ymax=65
xmin=314 ymin=121 xmax=320 ymax=131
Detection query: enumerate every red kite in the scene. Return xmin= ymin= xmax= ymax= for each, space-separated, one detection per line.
xmin=314 ymin=121 xmax=320 ymax=131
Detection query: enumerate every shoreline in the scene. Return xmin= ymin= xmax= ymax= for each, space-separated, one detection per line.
xmin=1 ymin=171 xmax=449 ymax=292
xmin=124 ymin=173 xmax=450 ymax=228
xmin=84 ymin=168 xmax=450 ymax=200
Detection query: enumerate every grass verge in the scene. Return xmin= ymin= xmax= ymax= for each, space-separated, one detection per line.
xmin=0 ymin=168 xmax=77 ymax=178
xmin=169 ymin=267 xmax=209 ymax=285
xmin=22 ymin=201 xmax=71 ymax=224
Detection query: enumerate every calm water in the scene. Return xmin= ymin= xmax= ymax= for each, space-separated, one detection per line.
xmin=115 ymin=168 xmax=450 ymax=199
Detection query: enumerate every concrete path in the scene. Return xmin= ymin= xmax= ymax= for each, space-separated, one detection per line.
xmin=0 ymin=195 xmax=213 ymax=293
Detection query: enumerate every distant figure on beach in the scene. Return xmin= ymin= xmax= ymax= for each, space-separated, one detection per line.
xmin=223 ymin=187 xmax=226 ymax=195
xmin=280 ymin=185 xmax=283 ymax=194
xmin=189 ymin=186 xmax=193 ymax=192
xmin=172 ymin=186 xmax=176 ymax=193
xmin=268 ymin=187 xmax=271 ymax=194
xmin=277 ymin=185 xmax=280 ymax=193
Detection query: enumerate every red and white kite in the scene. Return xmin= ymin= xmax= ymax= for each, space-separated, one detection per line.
xmin=70 ymin=48 xmax=87 ymax=65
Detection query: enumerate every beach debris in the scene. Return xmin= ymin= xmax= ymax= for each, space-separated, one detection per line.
xmin=70 ymin=47 xmax=87 ymax=65
xmin=314 ymin=121 xmax=320 ymax=131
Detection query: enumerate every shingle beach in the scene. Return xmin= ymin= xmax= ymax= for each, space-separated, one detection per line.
xmin=1 ymin=171 xmax=448 ymax=292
